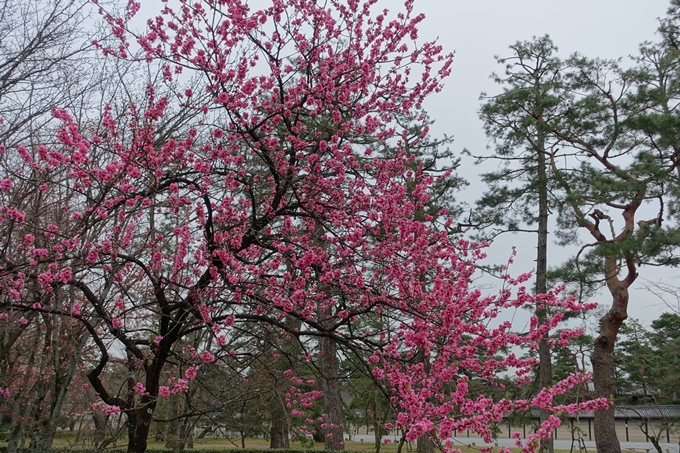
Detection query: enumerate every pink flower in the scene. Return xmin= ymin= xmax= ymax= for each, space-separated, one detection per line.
xmin=171 ymin=378 xmax=189 ymax=393
xmin=134 ymin=382 xmax=148 ymax=395
xmin=159 ymin=386 xmax=170 ymax=397
xmin=199 ymin=351 xmax=215 ymax=363
xmin=185 ymin=366 xmax=198 ymax=380
xmin=105 ymin=405 xmax=120 ymax=414
xmin=0 ymin=179 xmax=12 ymax=191
xmin=86 ymin=250 xmax=99 ymax=263
xmin=6 ymin=208 xmax=25 ymax=223
xmin=18 ymin=317 xmax=28 ymax=325
xmin=216 ymin=92 xmax=229 ymax=103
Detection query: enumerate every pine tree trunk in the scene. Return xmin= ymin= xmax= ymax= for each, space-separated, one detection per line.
xmin=536 ymin=133 xmax=554 ymax=453
xmin=321 ymin=335 xmax=344 ymax=451
xmin=92 ymin=411 xmax=107 ymax=446
xmin=268 ymin=316 xmax=301 ymax=449
xmin=314 ymin=219 xmax=344 ymax=451
xmin=416 ymin=434 xmax=434 ymax=453
xmin=591 ymin=338 xmax=620 ymax=453
xmin=269 ymin=403 xmax=290 ymax=449
xmin=538 ymin=337 xmax=554 ymax=453
xmin=372 ymin=396 xmax=381 ymax=453
xmin=165 ymin=395 xmax=190 ymax=453
xmin=373 ymin=419 xmax=381 ymax=453
xmin=591 ymin=273 xmax=630 ymax=453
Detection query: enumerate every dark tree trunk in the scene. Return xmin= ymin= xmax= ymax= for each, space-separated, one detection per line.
xmin=396 ymin=432 xmax=406 ymax=453
xmin=312 ymin=425 xmax=325 ymax=443
xmin=127 ymin=409 xmax=153 ymax=453
xmin=537 ymin=337 xmax=553 ymax=453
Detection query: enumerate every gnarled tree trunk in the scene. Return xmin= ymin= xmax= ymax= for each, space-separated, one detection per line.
xmin=591 ymin=262 xmax=632 ymax=453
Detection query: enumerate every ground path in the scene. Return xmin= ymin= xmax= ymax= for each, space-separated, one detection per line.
xmin=349 ymin=433 xmax=680 ymax=452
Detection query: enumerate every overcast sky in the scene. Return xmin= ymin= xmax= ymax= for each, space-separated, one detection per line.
xmin=399 ymin=0 xmax=676 ymax=325
xmin=415 ymin=0 xmax=669 ymax=151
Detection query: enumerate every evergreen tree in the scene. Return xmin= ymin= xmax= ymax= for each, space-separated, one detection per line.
xmin=613 ymin=314 xmax=680 ymax=404
xmin=478 ymin=17 xmax=680 ymax=450
xmin=476 ymin=35 xmax=566 ymax=453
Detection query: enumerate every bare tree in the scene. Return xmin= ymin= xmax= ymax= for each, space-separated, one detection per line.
xmin=0 ymin=2 xmax=105 ymax=452
xmin=0 ymin=0 xmax=98 ymax=148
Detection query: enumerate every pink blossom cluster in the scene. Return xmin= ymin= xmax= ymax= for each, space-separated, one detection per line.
xmin=185 ymin=366 xmax=198 ymax=380
xmin=165 ymin=378 xmax=190 ymax=394
xmin=92 ymin=403 xmax=121 ymax=414
xmin=134 ymin=382 xmax=148 ymax=396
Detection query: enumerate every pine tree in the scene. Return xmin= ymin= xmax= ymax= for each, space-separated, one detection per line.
xmin=476 ymin=35 xmax=566 ymax=453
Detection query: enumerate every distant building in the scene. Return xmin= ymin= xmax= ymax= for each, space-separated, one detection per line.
xmin=450 ymin=405 xmax=680 ymax=444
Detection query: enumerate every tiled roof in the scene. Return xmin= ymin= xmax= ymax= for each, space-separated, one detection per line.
xmin=528 ymin=405 xmax=680 ymax=420
xmin=614 ymin=405 xmax=680 ymax=420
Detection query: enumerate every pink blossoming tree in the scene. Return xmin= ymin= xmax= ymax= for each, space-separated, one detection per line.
xmin=0 ymin=1 xmax=607 ymax=452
